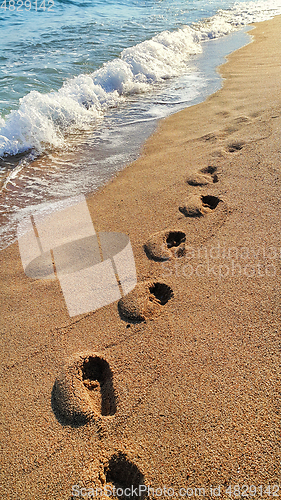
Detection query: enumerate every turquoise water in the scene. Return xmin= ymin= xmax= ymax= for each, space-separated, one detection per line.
xmin=1 ymin=0 xmax=281 ymax=155
xmin=0 ymin=0 xmax=281 ymax=248
xmin=0 ymin=0 xmax=258 ymax=116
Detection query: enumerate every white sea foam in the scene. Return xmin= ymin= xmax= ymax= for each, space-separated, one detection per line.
xmin=0 ymin=0 xmax=280 ymax=158
xmin=196 ymin=0 xmax=281 ymax=38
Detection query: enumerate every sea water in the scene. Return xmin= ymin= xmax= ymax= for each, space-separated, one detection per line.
xmin=0 ymin=0 xmax=281 ymax=248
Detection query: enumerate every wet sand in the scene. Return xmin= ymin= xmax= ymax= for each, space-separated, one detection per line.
xmin=0 ymin=16 xmax=280 ymax=499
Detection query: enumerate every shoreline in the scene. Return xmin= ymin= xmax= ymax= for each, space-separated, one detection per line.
xmin=0 ymin=27 xmax=251 ymax=253
xmin=1 ymin=15 xmax=281 ymax=499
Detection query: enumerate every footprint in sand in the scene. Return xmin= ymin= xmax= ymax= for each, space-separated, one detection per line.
xmin=53 ymin=355 xmax=146 ymax=497
xmin=104 ymin=452 xmax=146 ymax=498
xmin=52 ymin=352 xmax=117 ymax=426
xmin=227 ymin=141 xmax=245 ymax=153
xmin=73 ymin=451 xmax=146 ymax=500
xmin=118 ymin=281 xmax=173 ymax=322
xmin=144 ymin=229 xmax=186 ymax=261
xmin=186 ymin=166 xmax=218 ymax=186
xmin=179 ymin=194 xmax=221 ymax=217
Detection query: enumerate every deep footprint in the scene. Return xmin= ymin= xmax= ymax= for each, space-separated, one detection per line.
xmin=52 ymin=352 xmax=117 ymax=426
xmin=179 ymin=194 xmax=221 ymax=217
xmin=105 ymin=452 xmax=146 ymax=499
xmin=166 ymin=230 xmax=186 ymax=248
xmin=149 ymin=282 xmax=173 ymax=305
xmin=201 ymin=195 xmax=220 ymax=210
xmin=201 ymin=165 xmax=219 ymax=183
xmin=118 ymin=281 xmax=174 ymax=322
xmin=187 ymin=166 xmax=218 ymax=186
xmin=144 ymin=230 xmax=186 ymax=261
xmin=82 ymin=356 xmax=117 ymax=416
xmin=227 ymin=141 xmax=245 ymax=152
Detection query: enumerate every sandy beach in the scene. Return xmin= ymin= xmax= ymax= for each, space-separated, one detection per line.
xmin=0 ymin=15 xmax=280 ymax=499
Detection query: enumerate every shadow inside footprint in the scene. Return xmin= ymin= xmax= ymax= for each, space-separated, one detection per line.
xmin=118 ymin=281 xmax=174 ymax=322
xmin=105 ymin=452 xmax=146 ymax=499
xmin=52 ymin=352 xmax=116 ymax=426
xmin=82 ymin=356 xmax=117 ymax=417
xmin=144 ymin=230 xmax=186 ymax=261
xmin=227 ymin=141 xmax=245 ymax=152
xmin=187 ymin=166 xmax=218 ymax=186
xmin=179 ymin=194 xmax=221 ymax=217
xmin=166 ymin=231 xmax=186 ymax=249
xmin=201 ymin=195 xmax=220 ymax=210
xmin=201 ymin=166 xmax=219 ymax=183
xmin=149 ymin=282 xmax=173 ymax=305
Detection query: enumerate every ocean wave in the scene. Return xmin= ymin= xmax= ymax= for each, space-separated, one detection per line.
xmin=196 ymin=0 xmax=281 ymax=38
xmin=0 ymin=0 xmax=281 ymax=158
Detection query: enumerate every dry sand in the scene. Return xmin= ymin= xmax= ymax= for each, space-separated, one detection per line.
xmin=0 ymin=15 xmax=280 ymax=500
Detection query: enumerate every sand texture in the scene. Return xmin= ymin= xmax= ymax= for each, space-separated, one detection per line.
xmin=0 ymin=16 xmax=280 ymax=499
